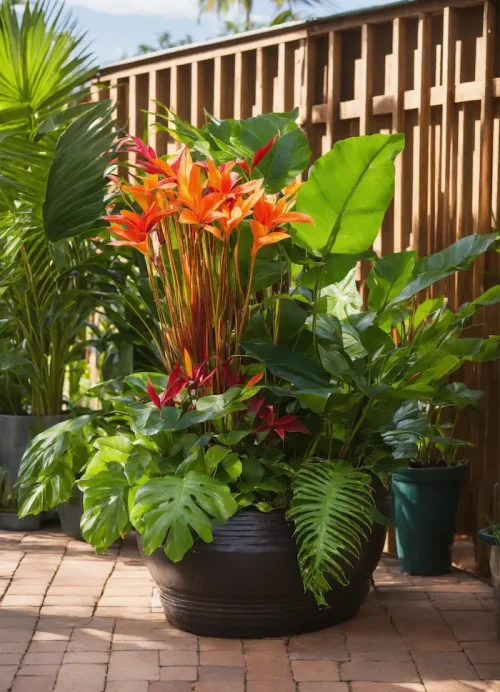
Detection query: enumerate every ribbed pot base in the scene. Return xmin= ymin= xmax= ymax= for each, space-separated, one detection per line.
xmin=139 ymin=508 xmax=386 ymax=638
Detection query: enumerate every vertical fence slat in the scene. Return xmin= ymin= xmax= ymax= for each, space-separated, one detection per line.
xmin=148 ymin=71 xmax=158 ymax=151
xmin=413 ymin=14 xmax=432 ymax=256
xmin=191 ymin=63 xmax=201 ymax=127
xmin=168 ymin=66 xmax=179 ymax=153
xmin=325 ymin=32 xmax=341 ymax=151
xmin=359 ymin=24 xmax=374 ymax=136
xmin=441 ymin=7 xmax=457 ymax=255
xmin=392 ymin=18 xmax=406 ymax=252
xmin=234 ymin=52 xmax=243 ymax=120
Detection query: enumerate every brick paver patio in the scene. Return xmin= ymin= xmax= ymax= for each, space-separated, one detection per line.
xmin=0 ymin=529 xmax=498 ymax=692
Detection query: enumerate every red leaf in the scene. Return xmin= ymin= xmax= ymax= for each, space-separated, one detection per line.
xmin=251 ymin=135 xmax=277 ymax=170
xmin=245 ymin=372 xmax=264 ymax=388
xmin=146 ymin=379 xmax=161 ymax=409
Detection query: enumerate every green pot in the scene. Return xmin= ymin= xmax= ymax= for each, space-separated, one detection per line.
xmin=391 ymin=462 xmax=467 ymax=576
xmin=479 ymin=528 xmax=500 ymax=639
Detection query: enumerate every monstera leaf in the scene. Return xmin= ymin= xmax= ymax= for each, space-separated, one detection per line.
xmin=130 ymin=473 xmax=238 ymax=561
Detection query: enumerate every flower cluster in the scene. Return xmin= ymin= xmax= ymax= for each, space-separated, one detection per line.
xmin=104 ymin=134 xmax=314 ymax=432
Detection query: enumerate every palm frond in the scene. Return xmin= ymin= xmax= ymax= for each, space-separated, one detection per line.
xmin=287 ymin=460 xmax=375 ymax=606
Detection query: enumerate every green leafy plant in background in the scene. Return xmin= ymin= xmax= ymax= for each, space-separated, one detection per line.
xmin=0 ymin=0 xmax=118 ymax=416
xmin=17 ymin=105 xmax=500 ymax=607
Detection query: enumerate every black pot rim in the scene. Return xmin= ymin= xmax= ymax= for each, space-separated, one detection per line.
xmin=479 ymin=527 xmax=500 ymax=547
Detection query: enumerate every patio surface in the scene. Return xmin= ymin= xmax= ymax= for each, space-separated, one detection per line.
xmin=0 ymin=529 xmax=499 ymax=692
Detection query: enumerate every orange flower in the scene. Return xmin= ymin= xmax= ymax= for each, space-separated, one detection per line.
xmin=253 ymin=195 xmax=313 ymax=230
xmin=249 ymin=221 xmax=291 ymax=258
xmin=104 ymin=202 xmax=174 ymax=256
xmin=249 ymin=194 xmax=314 ymax=258
xmin=204 ymin=159 xmax=262 ymax=198
xmin=218 ymin=186 xmax=264 ymax=241
xmin=177 ymin=150 xmax=225 ymax=237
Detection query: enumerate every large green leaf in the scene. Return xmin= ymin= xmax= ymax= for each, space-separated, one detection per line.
xmin=287 ymin=460 xmax=374 ymax=606
xmin=242 ymin=341 xmax=332 ymax=391
xmin=255 ymin=127 xmax=311 ymax=193
xmin=130 ymin=473 xmax=238 ymax=561
xmin=43 ymin=100 xmax=116 ymax=241
xmin=78 ymin=469 xmax=130 ymax=552
xmin=367 ymin=251 xmax=417 ymax=312
xmin=293 ymin=134 xmax=404 ymax=256
xmin=388 ymin=234 xmax=498 ymax=307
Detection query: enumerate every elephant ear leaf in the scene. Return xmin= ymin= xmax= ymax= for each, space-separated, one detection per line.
xmin=130 ymin=473 xmax=238 ymax=562
xmin=43 ymin=100 xmax=116 ymax=241
xmin=293 ymin=133 xmax=404 ymax=257
xmin=287 ymin=460 xmax=374 ymax=606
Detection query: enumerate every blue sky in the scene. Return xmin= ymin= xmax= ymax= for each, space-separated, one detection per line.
xmin=63 ymin=0 xmax=393 ymax=66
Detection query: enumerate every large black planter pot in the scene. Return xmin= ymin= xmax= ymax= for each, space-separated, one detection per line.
xmin=391 ymin=462 xmax=467 ymax=576
xmin=57 ymin=487 xmax=84 ymax=540
xmin=139 ymin=505 xmax=387 ymax=638
xmin=479 ymin=528 xmax=500 ymax=639
xmin=0 ymin=414 xmax=68 ymax=530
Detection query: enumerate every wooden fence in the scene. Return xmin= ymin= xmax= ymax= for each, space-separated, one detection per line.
xmin=93 ymin=0 xmax=500 ymax=574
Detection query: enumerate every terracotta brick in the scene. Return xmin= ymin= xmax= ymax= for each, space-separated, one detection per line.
xmin=464 ymin=641 xmax=500 ymax=664
xmin=413 ymin=651 xmax=478 ymax=681
xmin=159 ymin=666 xmax=197 ymax=681
xmin=113 ymin=639 xmax=197 ymax=651
xmin=0 ymin=652 xmax=23 ymax=665
xmin=150 ymin=683 xmax=192 ymax=692
xmin=247 ymin=681 xmax=297 ymax=692
xmin=33 ymin=630 xmax=72 ymax=642
xmin=194 ymin=683 xmax=244 ymax=692
xmin=63 ymin=651 xmax=109 ymax=664
xmin=0 ymin=665 xmax=16 ymax=688
xmin=298 ymin=685 xmax=350 ymax=692
xmin=28 ymin=642 xmax=66 ymax=654
xmin=0 ymin=643 xmax=28 ymax=654
xmin=350 ymin=684 xmax=425 ymax=692
xmin=12 ymin=677 xmax=57 ymax=692
xmin=350 ymin=650 xmax=411 ymax=663
xmin=292 ymin=661 xmax=340 ymax=682
xmin=200 ymin=650 xmax=245 ymax=666
xmin=54 ymin=663 xmax=106 ymax=691
xmin=17 ymin=664 xmax=61 ymax=676
xmin=246 ymin=652 xmax=293 ymax=680
xmin=199 ymin=638 xmax=243 ymax=652
xmin=40 ymin=606 xmax=94 ymax=618
xmin=340 ymin=661 xmax=419 ymax=682
xmin=23 ymin=652 xmax=64 ymax=665
xmin=244 ymin=639 xmax=287 ymax=653
xmin=424 ymin=683 xmax=497 ymax=692
xmin=105 ymin=683 xmax=149 ymax=692
xmin=442 ymin=612 xmax=497 ymax=642
xmin=475 ymin=665 xmax=500 ymax=681
xmin=160 ymin=650 xmax=198 ymax=666
xmin=197 ymin=665 xmax=244 ymax=681
xmin=108 ymin=651 xmax=160 ymax=681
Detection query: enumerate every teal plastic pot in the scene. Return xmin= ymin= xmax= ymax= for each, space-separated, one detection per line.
xmin=480 ymin=527 xmax=500 ymax=639
xmin=391 ymin=462 xmax=467 ymax=575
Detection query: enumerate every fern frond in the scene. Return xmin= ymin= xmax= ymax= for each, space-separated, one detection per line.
xmin=287 ymin=460 xmax=375 ymax=606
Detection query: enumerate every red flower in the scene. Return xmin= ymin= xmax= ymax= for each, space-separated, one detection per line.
xmin=250 ymin=396 xmax=310 ymax=441
xmin=146 ymin=354 xmax=215 ymax=410
xmin=103 ymin=202 xmax=174 ymax=255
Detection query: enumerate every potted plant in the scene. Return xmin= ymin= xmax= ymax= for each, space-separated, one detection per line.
xmin=389 ymin=285 xmax=500 ymax=575
xmin=0 ymin=1 xmax=117 ymax=530
xmin=18 ymin=109 xmax=500 ymax=637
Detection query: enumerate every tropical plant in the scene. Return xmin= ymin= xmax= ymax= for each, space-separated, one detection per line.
xmin=18 ymin=109 xmax=500 ymax=607
xmin=0 ymin=0 xmax=117 ymax=416
xmin=199 ymin=0 xmax=332 ymax=31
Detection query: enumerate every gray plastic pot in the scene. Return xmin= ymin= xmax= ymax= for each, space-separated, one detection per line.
xmin=0 ymin=414 xmax=68 ymax=530
xmin=57 ymin=487 xmax=84 ymax=540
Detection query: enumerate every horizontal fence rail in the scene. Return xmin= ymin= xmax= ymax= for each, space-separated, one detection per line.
xmin=94 ymin=0 xmax=500 ymax=575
